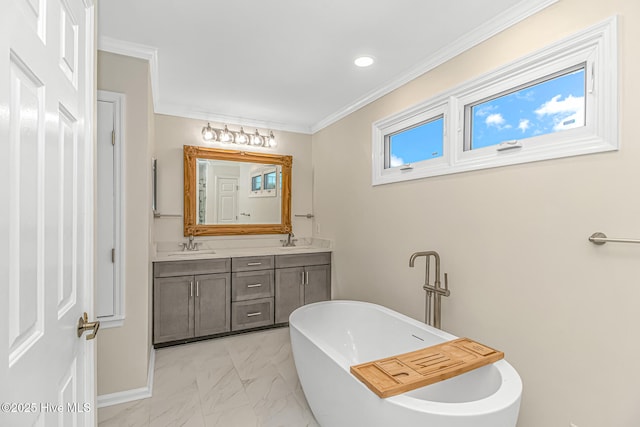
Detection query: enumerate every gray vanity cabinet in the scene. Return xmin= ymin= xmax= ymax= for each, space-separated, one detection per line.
xmin=154 ymin=252 xmax=331 ymax=345
xmin=153 ymin=258 xmax=230 ymax=345
xmin=274 ymin=253 xmax=331 ymax=323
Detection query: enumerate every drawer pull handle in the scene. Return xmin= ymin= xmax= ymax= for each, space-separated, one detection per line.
xmin=247 ymin=262 xmax=262 ymax=266
xmin=247 ymin=283 xmax=262 ymax=288
xmin=247 ymin=312 xmax=262 ymax=317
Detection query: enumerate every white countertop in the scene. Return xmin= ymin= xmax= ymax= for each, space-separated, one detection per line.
xmin=153 ymin=237 xmax=332 ymax=262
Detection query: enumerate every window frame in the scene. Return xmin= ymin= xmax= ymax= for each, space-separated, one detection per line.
xmin=251 ymin=173 xmax=262 ymax=192
xmin=371 ymin=16 xmax=617 ymax=186
xmin=372 ymin=99 xmax=450 ymax=185
xmin=249 ymin=166 xmax=279 ymax=198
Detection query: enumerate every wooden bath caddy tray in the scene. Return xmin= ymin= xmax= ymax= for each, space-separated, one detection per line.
xmin=350 ymin=338 xmax=504 ymax=398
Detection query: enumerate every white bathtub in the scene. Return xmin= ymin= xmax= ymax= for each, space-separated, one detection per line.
xmin=289 ymin=300 xmax=522 ymax=427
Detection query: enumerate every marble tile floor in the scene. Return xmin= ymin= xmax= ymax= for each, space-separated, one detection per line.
xmin=98 ymin=327 xmax=319 ymax=427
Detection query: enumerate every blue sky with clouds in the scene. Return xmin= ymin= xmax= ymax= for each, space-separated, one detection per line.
xmin=471 ymin=68 xmax=585 ymax=149
xmin=388 ymin=68 xmax=585 ymax=167
xmin=389 ymin=117 xmax=443 ymax=167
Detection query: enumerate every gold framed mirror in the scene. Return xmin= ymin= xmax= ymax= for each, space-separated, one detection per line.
xmin=183 ymin=145 xmax=292 ymax=236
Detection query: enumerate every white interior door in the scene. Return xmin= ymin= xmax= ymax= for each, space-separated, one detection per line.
xmin=0 ymin=0 xmax=96 ymax=426
xmin=217 ymin=177 xmax=238 ymax=223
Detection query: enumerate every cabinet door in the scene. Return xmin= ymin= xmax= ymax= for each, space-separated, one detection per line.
xmin=154 ymin=276 xmax=194 ymax=344
xmin=275 ymin=267 xmax=304 ymax=323
xmin=305 ymin=264 xmax=331 ymax=305
xmin=195 ymin=273 xmax=231 ymax=337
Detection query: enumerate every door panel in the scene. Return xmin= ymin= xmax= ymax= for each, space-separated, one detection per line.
xmin=304 ymin=264 xmax=331 ymax=305
xmin=96 ymin=100 xmax=115 ymax=317
xmin=195 ymin=273 xmax=230 ymax=336
xmin=154 ymin=276 xmax=194 ymax=344
xmin=0 ymin=0 xmax=95 ymax=423
xmin=217 ymin=177 xmax=238 ymax=223
xmin=275 ymin=267 xmax=304 ymax=323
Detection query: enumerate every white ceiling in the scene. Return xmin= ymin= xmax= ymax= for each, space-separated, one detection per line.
xmin=98 ymin=0 xmax=556 ymax=134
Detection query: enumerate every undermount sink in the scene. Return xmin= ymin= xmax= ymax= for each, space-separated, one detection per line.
xmin=278 ymin=246 xmax=312 ymax=250
xmin=167 ymin=249 xmax=217 ymax=256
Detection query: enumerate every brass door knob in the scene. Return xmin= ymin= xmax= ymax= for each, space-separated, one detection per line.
xmin=77 ymin=312 xmax=100 ymax=340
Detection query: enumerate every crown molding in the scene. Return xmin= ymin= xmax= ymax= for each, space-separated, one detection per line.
xmin=98 ymin=36 xmax=160 ymax=111
xmin=310 ymin=0 xmax=559 ymax=133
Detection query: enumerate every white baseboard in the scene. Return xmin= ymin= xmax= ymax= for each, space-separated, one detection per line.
xmin=97 ymin=348 xmax=156 ymax=408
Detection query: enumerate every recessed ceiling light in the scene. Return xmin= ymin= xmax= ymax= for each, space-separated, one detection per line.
xmin=354 ymin=56 xmax=374 ymax=67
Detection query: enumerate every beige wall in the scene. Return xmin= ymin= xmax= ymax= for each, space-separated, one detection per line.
xmin=312 ymin=1 xmax=640 ymax=426
xmin=97 ymin=51 xmax=153 ymax=395
xmin=153 ymin=114 xmax=313 ymax=243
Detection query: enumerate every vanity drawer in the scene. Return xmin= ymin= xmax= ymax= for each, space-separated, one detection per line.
xmin=154 ymin=258 xmax=230 ymax=278
xmin=231 ymin=298 xmax=274 ymax=331
xmin=231 ymin=255 xmax=275 ymax=272
xmin=232 ymin=270 xmax=274 ymax=302
xmin=275 ymin=252 xmax=331 ymax=268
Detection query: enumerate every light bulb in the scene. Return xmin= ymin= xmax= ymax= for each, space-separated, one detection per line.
xmin=219 ymin=125 xmax=233 ymax=143
xmin=268 ymin=131 xmax=277 ymax=147
xmin=235 ymin=127 xmax=248 ymax=144
xmin=201 ymin=123 xmax=217 ymax=141
xmin=251 ymin=129 xmax=264 ymax=146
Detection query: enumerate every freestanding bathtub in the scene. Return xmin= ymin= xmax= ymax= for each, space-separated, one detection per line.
xmin=289 ymin=300 xmax=522 ymax=427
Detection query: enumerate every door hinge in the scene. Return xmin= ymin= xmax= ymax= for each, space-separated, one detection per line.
xmin=111 ymin=248 xmax=115 ymax=263
xmin=111 ymin=130 xmax=115 ymax=146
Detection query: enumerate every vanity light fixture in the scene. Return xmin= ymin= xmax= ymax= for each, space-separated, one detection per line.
xmin=200 ymin=123 xmax=277 ymax=148
xmin=201 ymin=122 xmax=217 ymax=141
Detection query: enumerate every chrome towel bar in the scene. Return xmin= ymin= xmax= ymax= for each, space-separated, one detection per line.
xmin=588 ymin=232 xmax=640 ymax=245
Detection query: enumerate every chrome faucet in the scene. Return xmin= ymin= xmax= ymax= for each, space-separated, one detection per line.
xmin=180 ymin=234 xmax=200 ymax=251
xmin=281 ymin=232 xmax=297 ymax=247
xmin=409 ymin=251 xmax=450 ymax=329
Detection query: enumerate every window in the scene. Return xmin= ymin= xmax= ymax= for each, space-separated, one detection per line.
xmin=386 ymin=116 xmax=444 ymax=168
xmin=264 ymin=171 xmax=276 ymax=190
xmin=249 ymin=166 xmax=280 ymax=197
xmin=372 ymin=100 xmax=449 ymax=185
xmin=372 ymin=17 xmax=617 ymax=186
xmin=465 ymin=65 xmax=586 ymax=151
xmin=251 ymin=174 xmax=262 ymax=192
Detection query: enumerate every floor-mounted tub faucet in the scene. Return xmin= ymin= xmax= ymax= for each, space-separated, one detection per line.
xmin=409 ymin=251 xmax=450 ymax=329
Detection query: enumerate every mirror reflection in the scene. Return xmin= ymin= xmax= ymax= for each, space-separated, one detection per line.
xmin=196 ymin=159 xmax=282 ymax=225
xmin=183 ymin=145 xmax=291 ymax=236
